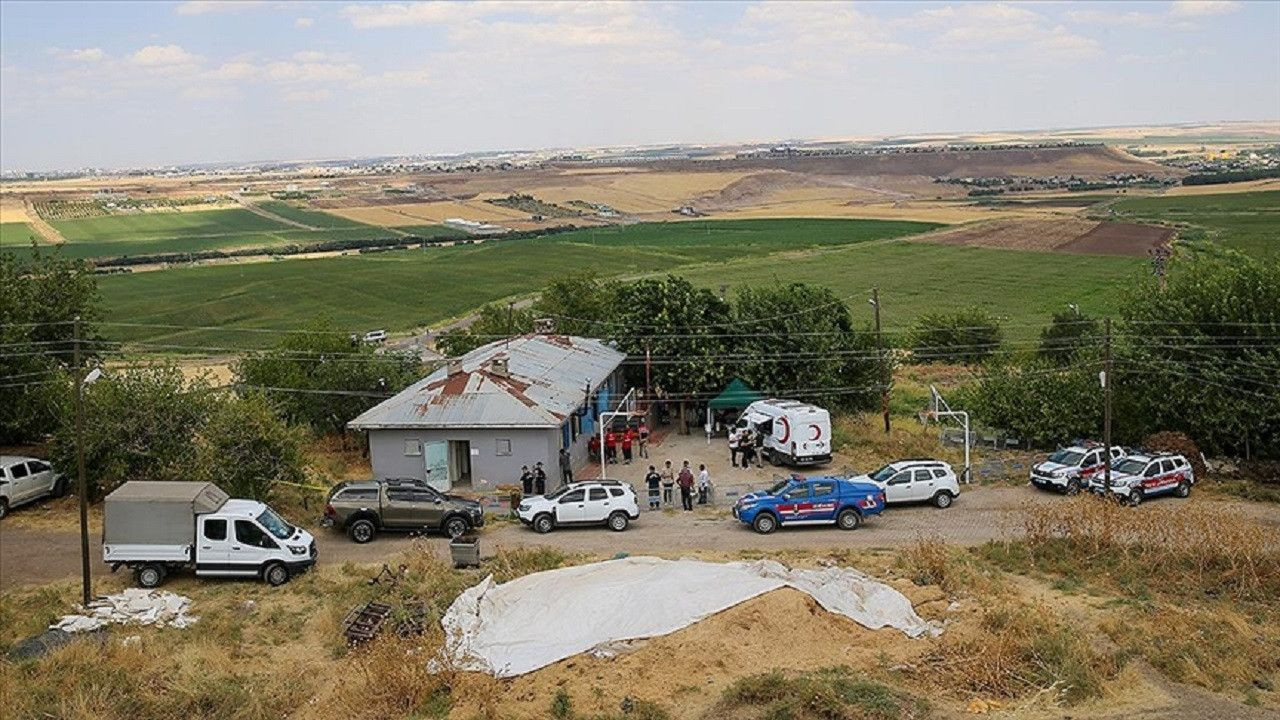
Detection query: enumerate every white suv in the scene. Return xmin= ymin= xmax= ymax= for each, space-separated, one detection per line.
xmin=1089 ymin=452 xmax=1195 ymax=505
xmin=517 ymin=480 xmax=640 ymax=533
xmin=1030 ymin=443 xmax=1126 ymax=495
xmin=0 ymin=456 xmax=67 ymax=520
xmin=854 ymin=459 xmax=960 ymax=508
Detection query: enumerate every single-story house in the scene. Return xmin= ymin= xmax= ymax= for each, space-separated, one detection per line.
xmin=348 ymin=334 xmax=627 ymax=492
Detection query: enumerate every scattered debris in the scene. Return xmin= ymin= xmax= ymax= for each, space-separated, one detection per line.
xmin=367 ymin=564 xmax=409 ymax=587
xmin=6 ymin=629 xmax=83 ymax=661
xmin=50 ymin=589 xmax=198 ymax=633
xmin=343 ymin=601 xmax=393 ymax=645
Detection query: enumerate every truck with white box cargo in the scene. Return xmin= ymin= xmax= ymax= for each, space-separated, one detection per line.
xmin=734 ymin=399 xmax=832 ymax=467
xmin=103 ymin=481 xmax=316 ymax=588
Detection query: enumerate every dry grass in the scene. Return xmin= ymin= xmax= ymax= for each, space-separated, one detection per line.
xmin=714 ymin=667 xmax=930 ymax=720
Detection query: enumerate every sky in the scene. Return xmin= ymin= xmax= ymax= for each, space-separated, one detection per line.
xmin=1 ymin=0 xmax=1277 ymax=171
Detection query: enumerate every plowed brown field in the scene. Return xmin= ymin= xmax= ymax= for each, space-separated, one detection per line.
xmin=920 ymin=218 xmax=1174 ymax=256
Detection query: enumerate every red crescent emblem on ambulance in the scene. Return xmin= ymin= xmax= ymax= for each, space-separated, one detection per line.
xmin=809 ymin=424 xmax=822 ymax=441
xmin=778 ymin=417 xmax=791 ymax=443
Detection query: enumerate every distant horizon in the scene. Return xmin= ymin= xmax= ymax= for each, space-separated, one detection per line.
xmin=3 ymin=1 xmax=1277 ymax=172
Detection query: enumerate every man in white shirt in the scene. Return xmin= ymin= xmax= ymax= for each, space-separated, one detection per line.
xmin=697 ymin=464 xmax=711 ymax=505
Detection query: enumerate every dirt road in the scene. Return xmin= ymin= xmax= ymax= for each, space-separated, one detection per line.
xmin=5 ymin=486 xmax=1277 ymax=591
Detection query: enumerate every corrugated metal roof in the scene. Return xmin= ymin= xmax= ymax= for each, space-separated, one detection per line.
xmin=348 ymin=335 xmax=625 ymax=430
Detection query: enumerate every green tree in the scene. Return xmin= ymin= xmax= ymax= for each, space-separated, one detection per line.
xmin=0 ymin=247 xmax=100 ymax=443
xmin=235 ymin=326 xmax=422 ymax=435
xmin=1038 ymin=309 xmax=1101 ymax=366
xmin=959 ymin=357 xmax=1103 ymax=447
xmin=196 ymin=391 xmax=307 ymax=501
xmin=732 ymin=283 xmax=882 ymax=410
xmin=50 ymin=365 xmax=214 ymax=498
xmin=906 ymin=308 xmax=1003 ymax=365
xmin=435 ymin=303 xmax=535 ymax=357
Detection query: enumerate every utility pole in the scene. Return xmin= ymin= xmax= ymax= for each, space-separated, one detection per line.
xmin=644 ymin=339 xmax=652 ymax=412
xmin=505 ymin=301 xmax=514 ymax=350
xmin=73 ymin=316 xmax=91 ymax=606
xmin=871 ymin=288 xmax=890 ymax=434
xmin=1102 ymin=317 xmax=1113 ymax=494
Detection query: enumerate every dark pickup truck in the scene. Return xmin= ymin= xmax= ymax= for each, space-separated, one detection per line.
xmin=322 ymin=479 xmax=484 ymax=543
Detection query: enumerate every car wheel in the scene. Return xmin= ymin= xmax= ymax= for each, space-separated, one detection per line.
xmin=0 ymin=498 xmax=8 ymax=521
xmin=1174 ymin=481 xmax=1190 ymax=499
xmin=52 ymin=477 xmax=69 ymax=498
xmin=836 ymin=508 xmax=860 ymax=530
xmin=444 ymin=516 xmax=469 ymax=539
xmin=1129 ymin=489 xmax=1144 ymax=507
xmin=752 ymin=513 xmax=777 ymax=535
xmin=136 ymin=564 xmax=165 ymax=589
xmin=608 ymin=512 xmax=629 ymax=532
xmin=769 ymin=452 xmax=784 ymax=468
xmin=1065 ymin=479 xmax=1081 ymax=496
xmin=533 ymin=513 xmax=554 ymax=534
xmin=934 ymin=491 xmax=953 ymax=509
xmin=263 ymin=562 xmax=290 ymax=587
xmin=348 ymin=519 xmax=376 ymax=544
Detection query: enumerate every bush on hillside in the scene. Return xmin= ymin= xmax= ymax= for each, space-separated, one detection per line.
xmin=906 ymin=308 xmax=1002 ymax=365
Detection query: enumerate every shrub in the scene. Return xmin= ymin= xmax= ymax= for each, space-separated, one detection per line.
xmin=718 ymin=667 xmax=929 ymax=719
xmin=1037 ymin=310 xmax=1100 ymax=366
xmin=1141 ymin=431 xmax=1206 ymax=477
xmin=906 ymin=308 xmax=1002 ymax=365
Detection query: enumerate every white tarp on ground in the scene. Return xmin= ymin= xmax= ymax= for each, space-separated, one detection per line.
xmin=50 ymin=589 xmax=198 ymax=633
xmin=441 ymin=556 xmax=940 ymax=677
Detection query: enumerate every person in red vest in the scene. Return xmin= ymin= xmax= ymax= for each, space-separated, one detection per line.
xmin=605 ymin=429 xmax=618 ymax=464
xmin=621 ymin=426 xmax=634 ymax=464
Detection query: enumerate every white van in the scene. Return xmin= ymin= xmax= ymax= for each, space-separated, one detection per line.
xmin=361 ymin=329 xmax=388 ymax=344
xmin=734 ymin=399 xmax=832 ymax=467
xmin=103 ymin=481 xmax=316 ymax=588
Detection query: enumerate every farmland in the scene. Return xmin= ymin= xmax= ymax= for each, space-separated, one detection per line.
xmin=0 ymin=222 xmax=39 ymax=248
xmin=1106 ymin=190 xmax=1280 ymax=257
xmin=92 ymin=218 xmax=1143 ymax=348
xmin=98 ymin=219 xmax=939 ymax=346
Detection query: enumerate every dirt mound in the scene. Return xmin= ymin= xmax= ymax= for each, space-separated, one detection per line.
xmin=645 ymin=145 xmax=1182 ymax=180
xmin=448 ymin=587 xmax=931 ymax=719
xmin=921 ymin=218 xmax=1173 ymax=256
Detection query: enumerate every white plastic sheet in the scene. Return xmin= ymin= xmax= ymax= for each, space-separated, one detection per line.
xmin=441 ymin=556 xmax=939 ymax=677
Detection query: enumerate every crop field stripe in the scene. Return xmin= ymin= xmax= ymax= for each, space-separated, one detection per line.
xmin=1107 ymin=190 xmax=1279 ymax=258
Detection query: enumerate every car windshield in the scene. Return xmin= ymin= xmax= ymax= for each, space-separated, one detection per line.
xmin=869 ymin=465 xmax=897 ymax=483
xmin=256 ymin=508 xmax=294 ymax=540
xmin=1048 ymin=449 xmax=1086 ymax=465
xmin=1114 ymin=459 xmax=1148 ymax=475
xmin=544 ymin=486 xmax=571 ymax=500
xmin=766 ymin=479 xmax=793 ymax=495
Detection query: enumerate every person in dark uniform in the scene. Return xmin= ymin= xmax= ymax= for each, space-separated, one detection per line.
xmin=519 ymin=465 xmax=534 ymax=495
xmin=533 ymin=462 xmax=547 ymax=494
xmin=559 ymin=447 xmax=573 ymax=485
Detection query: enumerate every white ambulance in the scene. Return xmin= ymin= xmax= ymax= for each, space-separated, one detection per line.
xmin=734 ymin=399 xmax=832 ymax=467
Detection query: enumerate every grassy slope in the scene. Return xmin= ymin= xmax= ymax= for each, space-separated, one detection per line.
xmin=256 ymin=201 xmax=371 ymax=229
xmin=0 ymin=222 xmax=38 ymax=248
xmin=1107 ymin=190 xmax=1279 ymax=258
xmin=99 ymin=219 xmax=939 ymax=346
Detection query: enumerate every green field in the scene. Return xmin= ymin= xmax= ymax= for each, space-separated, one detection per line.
xmin=255 ymin=201 xmax=372 ymax=229
xmin=1107 ymin=190 xmax=1279 ymax=258
xmin=99 ymin=219 xmax=939 ymax=346
xmin=0 ymin=222 xmax=40 ymax=249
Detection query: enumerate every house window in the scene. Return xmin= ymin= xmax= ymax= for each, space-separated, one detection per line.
xmin=495 ymin=438 xmax=512 ymax=456
xmin=404 ymin=439 xmax=422 ymax=456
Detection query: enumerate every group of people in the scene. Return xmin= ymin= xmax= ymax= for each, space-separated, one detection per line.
xmin=643 ymin=460 xmax=711 ymax=511
xmin=589 ymin=420 xmax=649 ymax=465
xmin=728 ymin=426 xmax=765 ymax=468
xmin=519 ymin=447 xmax=577 ymax=495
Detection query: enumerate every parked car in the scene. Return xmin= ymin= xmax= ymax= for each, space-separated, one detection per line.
xmin=855 ymin=459 xmax=960 ymax=508
xmin=0 ymin=456 xmax=67 ymax=520
xmin=517 ymin=480 xmax=639 ymax=533
xmin=362 ymin=329 xmax=388 ymax=344
xmin=323 ymin=478 xmax=484 ymax=542
xmin=733 ymin=475 xmax=885 ymax=534
xmin=103 ymin=481 xmax=316 ymax=588
xmin=1088 ymin=452 xmax=1196 ymax=505
xmin=1030 ymin=443 xmax=1126 ymax=494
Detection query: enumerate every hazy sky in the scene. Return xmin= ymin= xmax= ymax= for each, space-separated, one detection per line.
xmin=2 ymin=0 xmax=1277 ymax=170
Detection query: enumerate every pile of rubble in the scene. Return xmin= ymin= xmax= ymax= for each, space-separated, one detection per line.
xmin=50 ymin=589 xmax=198 ymax=633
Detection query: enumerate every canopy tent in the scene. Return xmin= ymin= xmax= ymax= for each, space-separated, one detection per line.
xmin=708 ymin=378 xmax=762 ymax=411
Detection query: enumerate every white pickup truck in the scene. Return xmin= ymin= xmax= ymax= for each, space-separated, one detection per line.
xmin=103 ymin=481 xmax=316 ymax=588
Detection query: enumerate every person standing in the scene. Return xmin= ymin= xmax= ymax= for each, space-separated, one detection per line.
xmin=533 ymin=462 xmax=547 ymax=494
xmin=558 ymin=447 xmax=573 ymax=485
xmin=728 ymin=428 xmax=741 ymax=468
xmin=740 ymin=430 xmax=755 ymax=468
xmin=605 ymin=429 xmax=618 ymax=464
xmin=519 ymin=465 xmax=534 ymax=496
xmin=697 ymin=464 xmax=711 ymax=505
xmin=644 ymin=465 xmax=662 ymax=510
xmin=621 ymin=428 xmax=634 ymax=465
xmin=677 ymin=461 xmax=695 ymax=511
xmin=638 ymin=420 xmax=649 ymax=458
xmin=660 ymin=460 xmax=675 ymax=506
xmin=753 ymin=428 xmax=765 ymax=468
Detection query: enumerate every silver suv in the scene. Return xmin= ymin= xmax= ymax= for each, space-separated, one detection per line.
xmin=0 ymin=456 xmax=67 ymax=520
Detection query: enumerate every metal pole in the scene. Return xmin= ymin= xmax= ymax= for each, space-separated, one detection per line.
xmin=962 ymin=412 xmax=970 ymax=484
xmin=74 ymin=316 xmax=91 ymax=606
xmin=1103 ymin=316 xmax=1113 ymax=493
xmin=599 ymin=410 xmax=608 ymax=481
xmin=873 ymin=288 xmax=890 ymax=434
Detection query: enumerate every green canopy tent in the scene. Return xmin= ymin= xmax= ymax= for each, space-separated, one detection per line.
xmin=706 ymin=378 xmax=763 ymax=437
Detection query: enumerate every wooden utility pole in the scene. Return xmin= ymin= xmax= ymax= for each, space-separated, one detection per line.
xmin=74 ymin=316 xmax=91 ymax=606
xmin=1102 ymin=317 xmax=1113 ymax=494
xmin=871 ymin=288 xmax=890 ymax=434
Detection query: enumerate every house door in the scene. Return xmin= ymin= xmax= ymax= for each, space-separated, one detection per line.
xmin=448 ymin=440 xmax=472 ymax=487
xmin=423 ymin=441 xmax=450 ymax=492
